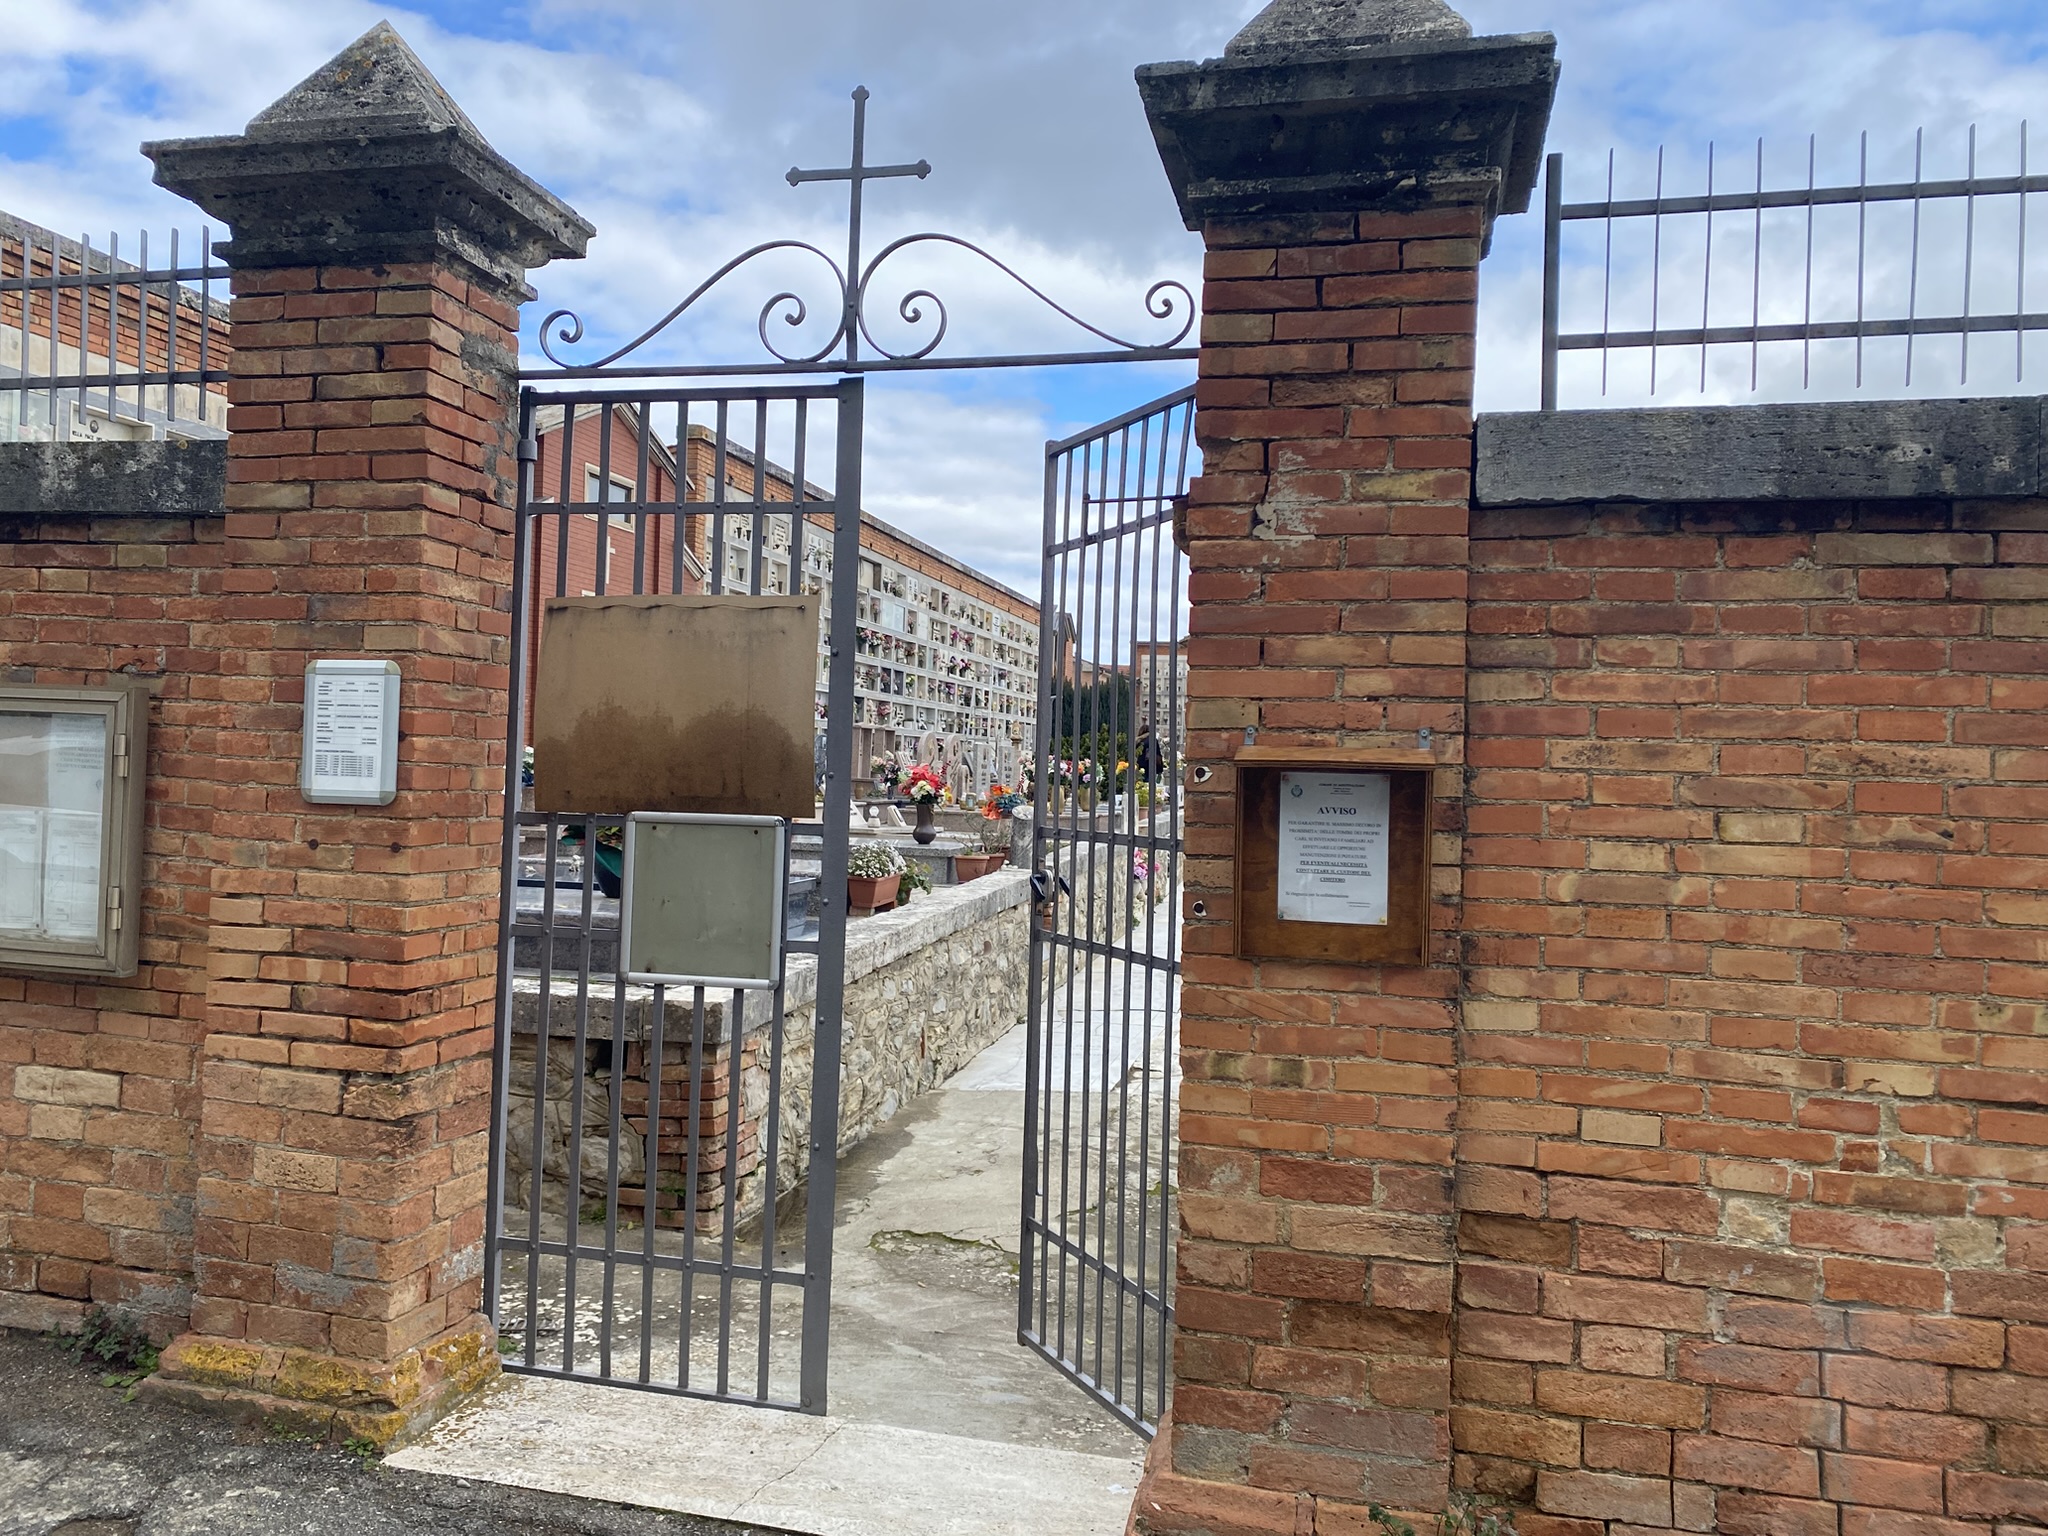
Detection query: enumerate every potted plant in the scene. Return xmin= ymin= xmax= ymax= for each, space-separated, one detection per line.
xmin=903 ymin=764 xmax=946 ymax=844
xmin=846 ymin=842 xmax=903 ymax=916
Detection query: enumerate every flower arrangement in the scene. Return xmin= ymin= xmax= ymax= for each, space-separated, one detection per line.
xmin=869 ymin=754 xmax=906 ymax=794
xmin=979 ymin=782 xmax=1027 ymax=820
xmin=847 ymin=842 xmax=905 ymax=879
xmin=1132 ymin=851 xmax=1154 ymax=884
xmin=903 ymin=764 xmax=946 ymax=803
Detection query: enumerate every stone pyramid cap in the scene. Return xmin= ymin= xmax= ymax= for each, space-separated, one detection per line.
xmin=1226 ymin=0 xmax=1474 ymax=56
xmin=248 ymin=21 xmax=482 ymax=139
xmin=142 ymin=19 xmax=590 ymax=299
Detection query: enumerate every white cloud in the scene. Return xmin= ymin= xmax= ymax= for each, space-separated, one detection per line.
xmin=1 ymin=0 xmax=2044 ymax=516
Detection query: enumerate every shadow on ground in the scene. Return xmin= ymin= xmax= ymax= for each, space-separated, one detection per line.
xmin=0 ymin=1328 xmax=790 ymax=1536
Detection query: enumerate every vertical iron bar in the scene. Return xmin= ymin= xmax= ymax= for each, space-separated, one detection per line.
xmin=136 ymin=231 xmax=149 ymax=426
xmin=560 ymin=806 xmax=598 ymax=1374
xmin=1964 ymin=125 xmax=1978 ymax=386
xmin=1907 ymin=128 xmax=1924 ymax=387
xmin=1857 ymin=132 xmax=1869 ymax=388
xmin=1541 ymin=153 xmax=1562 ymax=411
xmin=1056 ymin=440 xmax=1089 ymax=1368
xmin=633 ymin=402 xmax=652 ymax=593
xmin=1651 ymin=147 xmax=1665 ymax=397
xmin=1020 ymin=434 xmax=1059 ymax=1350
xmin=638 ymin=980 xmax=668 ymax=1384
xmin=484 ymin=393 xmax=538 ymax=1348
xmin=709 ymin=399 xmax=730 ymax=595
xmin=1750 ymin=139 xmax=1763 ymax=392
xmin=751 ymin=398 xmax=770 ymax=594
xmin=1700 ymin=142 xmax=1715 ymax=393
xmin=106 ymin=233 xmax=119 ymax=425
xmin=715 ymin=986 xmax=743 ymax=1396
xmin=678 ymin=987 xmax=707 ymax=1389
xmin=1601 ymin=150 xmax=1615 ymax=398
xmin=594 ymin=402 xmax=614 ymax=595
xmin=165 ymin=230 xmax=179 ymax=428
xmin=1804 ymin=136 xmax=1816 ymax=390
xmin=2022 ymin=122 xmax=2031 ymax=384
xmin=76 ymin=233 xmax=90 ymax=432
xmin=757 ymin=956 xmax=788 ymax=1401
xmin=798 ymin=376 xmax=863 ymax=1413
xmin=197 ymin=227 xmax=211 ymax=420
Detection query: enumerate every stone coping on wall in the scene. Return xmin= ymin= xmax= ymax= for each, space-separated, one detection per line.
xmin=1476 ymin=394 xmax=2048 ymax=507
xmin=0 ymin=439 xmax=227 ymax=517
xmin=507 ymin=867 xmax=1031 ymax=1041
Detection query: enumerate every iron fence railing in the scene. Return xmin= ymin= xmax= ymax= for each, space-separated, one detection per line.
xmin=1541 ymin=125 xmax=2048 ymax=410
xmin=1 ymin=213 xmax=231 ymax=442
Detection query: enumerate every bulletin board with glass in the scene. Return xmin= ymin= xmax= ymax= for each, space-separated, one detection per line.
xmin=0 ymin=685 xmax=147 ymax=976
xmin=1233 ymin=748 xmax=1435 ymax=968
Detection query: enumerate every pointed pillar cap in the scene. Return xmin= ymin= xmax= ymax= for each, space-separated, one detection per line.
xmin=143 ymin=22 xmax=591 ymax=299
xmin=1227 ymin=0 xmax=1473 ymax=56
xmin=1137 ymin=0 xmax=1557 ymax=249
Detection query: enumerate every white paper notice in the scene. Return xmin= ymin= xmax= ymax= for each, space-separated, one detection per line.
xmin=40 ymin=809 xmax=103 ymax=942
xmin=46 ymin=713 xmax=106 ymax=812
xmin=306 ymin=670 xmax=390 ymax=797
xmin=1277 ymin=771 xmax=1392 ymax=926
xmin=0 ymin=806 xmax=43 ymax=935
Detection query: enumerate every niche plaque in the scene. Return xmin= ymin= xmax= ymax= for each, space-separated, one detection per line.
xmin=1234 ymin=749 xmax=1434 ymax=967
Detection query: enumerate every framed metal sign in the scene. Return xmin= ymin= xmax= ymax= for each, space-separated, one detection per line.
xmin=0 ymin=683 xmax=149 ymax=977
xmin=620 ymin=812 xmax=787 ymax=989
xmin=301 ymin=659 xmax=400 ymax=806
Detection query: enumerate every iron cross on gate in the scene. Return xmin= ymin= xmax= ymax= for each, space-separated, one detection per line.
xmin=787 ymin=87 xmax=931 ymax=365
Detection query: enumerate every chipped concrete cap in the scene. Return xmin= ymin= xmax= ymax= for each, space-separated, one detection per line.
xmin=1227 ymin=0 xmax=1474 ymax=56
xmin=247 ymin=21 xmax=484 ymax=139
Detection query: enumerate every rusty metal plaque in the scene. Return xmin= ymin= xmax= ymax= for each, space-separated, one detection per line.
xmin=532 ymin=596 xmax=817 ymax=818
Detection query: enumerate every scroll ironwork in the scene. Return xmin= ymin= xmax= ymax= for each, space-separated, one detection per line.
xmin=530 ymin=89 xmax=1196 ymax=380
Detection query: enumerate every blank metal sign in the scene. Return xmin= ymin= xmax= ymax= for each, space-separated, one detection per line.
xmin=621 ymin=813 xmax=786 ymax=989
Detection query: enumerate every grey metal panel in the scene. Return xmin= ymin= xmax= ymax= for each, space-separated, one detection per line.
xmin=1475 ymin=396 xmax=2048 ymax=507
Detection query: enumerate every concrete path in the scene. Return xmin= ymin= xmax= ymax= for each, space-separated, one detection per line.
xmin=389 ymin=1374 xmax=1141 ymax=1536
xmin=394 ymin=892 xmax=1178 ymax=1534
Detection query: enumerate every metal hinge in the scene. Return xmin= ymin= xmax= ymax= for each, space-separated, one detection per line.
xmin=107 ymin=886 xmax=124 ymax=933
xmin=113 ymin=732 xmax=131 ymax=779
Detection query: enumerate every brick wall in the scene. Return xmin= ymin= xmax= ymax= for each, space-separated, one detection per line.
xmin=181 ymin=258 xmax=519 ymax=1365
xmin=0 ymin=494 xmax=225 ymax=1333
xmin=1152 ymin=205 xmax=1481 ymax=1530
xmin=1459 ymin=500 xmax=2048 ymax=1536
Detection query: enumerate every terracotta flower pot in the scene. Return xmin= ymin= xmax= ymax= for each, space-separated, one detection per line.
xmin=847 ymin=874 xmax=901 ymax=917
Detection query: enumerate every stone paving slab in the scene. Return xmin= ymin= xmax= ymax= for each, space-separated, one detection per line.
xmin=388 ymin=1373 xmax=1143 ymax=1536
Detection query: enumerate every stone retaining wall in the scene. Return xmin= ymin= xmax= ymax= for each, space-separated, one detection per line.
xmin=504 ymin=870 xmax=1033 ymax=1232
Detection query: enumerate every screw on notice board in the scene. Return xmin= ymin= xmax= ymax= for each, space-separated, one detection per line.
xmin=1244 ymin=727 xmax=1257 ymax=746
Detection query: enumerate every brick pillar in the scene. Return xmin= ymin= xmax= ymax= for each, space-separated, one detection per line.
xmin=1133 ymin=6 xmax=1556 ymax=1531
xmin=135 ymin=23 xmax=589 ymax=1443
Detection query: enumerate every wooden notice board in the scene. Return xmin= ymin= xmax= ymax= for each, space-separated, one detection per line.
xmin=1234 ymin=748 xmax=1434 ymax=967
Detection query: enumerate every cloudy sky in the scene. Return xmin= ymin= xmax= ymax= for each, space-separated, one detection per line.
xmin=3 ymin=0 xmax=2045 ymax=591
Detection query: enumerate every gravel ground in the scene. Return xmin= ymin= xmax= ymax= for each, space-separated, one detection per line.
xmin=0 ymin=1329 xmax=792 ymax=1536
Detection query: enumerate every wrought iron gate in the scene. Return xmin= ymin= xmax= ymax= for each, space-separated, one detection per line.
xmin=1020 ymin=384 xmax=1194 ymax=1436
xmin=485 ymin=379 xmax=862 ymax=1412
